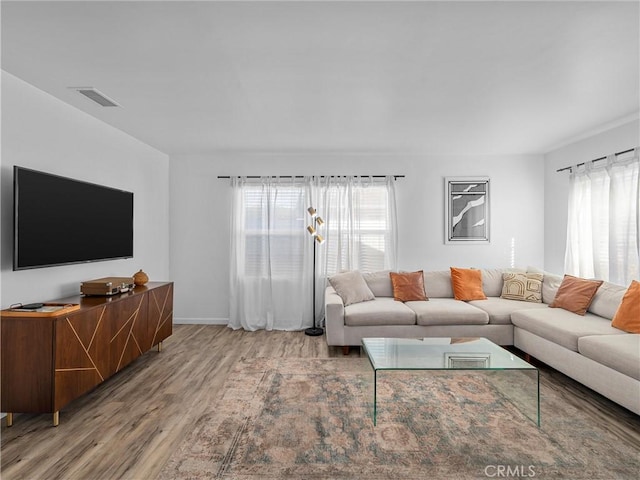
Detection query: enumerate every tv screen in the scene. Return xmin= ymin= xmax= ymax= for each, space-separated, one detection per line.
xmin=13 ymin=166 xmax=134 ymax=270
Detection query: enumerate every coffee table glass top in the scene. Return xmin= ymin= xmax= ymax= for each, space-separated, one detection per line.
xmin=361 ymin=337 xmax=540 ymax=427
xmin=362 ymin=337 xmax=536 ymax=371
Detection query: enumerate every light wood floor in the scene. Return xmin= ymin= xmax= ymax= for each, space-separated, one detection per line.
xmin=2 ymin=325 xmax=639 ymax=480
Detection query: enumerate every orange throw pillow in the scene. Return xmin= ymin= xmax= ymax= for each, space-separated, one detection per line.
xmin=450 ymin=267 xmax=487 ymax=301
xmin=611 ymin=280 xmax=640 ymax=333
xmin=390 ymin=271 xmax=428 ymax=302
xmin=549 ymin=274 xmax=603 ymax=315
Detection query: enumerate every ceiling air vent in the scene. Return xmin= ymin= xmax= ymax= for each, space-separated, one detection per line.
xmin=72 ymin=87 xmax=121 ymax=107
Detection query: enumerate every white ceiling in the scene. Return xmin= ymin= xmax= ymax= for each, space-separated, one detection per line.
xmin=2 ymin=0 xmax=639 ymax=156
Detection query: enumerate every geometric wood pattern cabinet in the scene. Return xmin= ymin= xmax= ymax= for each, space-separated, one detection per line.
xmin=1 ymin=282 xmax=173 ymax=426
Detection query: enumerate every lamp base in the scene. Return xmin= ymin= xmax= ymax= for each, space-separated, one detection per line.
xmin=304 ymin=327 xmax=324 ymax=337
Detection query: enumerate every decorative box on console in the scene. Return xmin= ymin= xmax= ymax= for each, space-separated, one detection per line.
xmin=80 ymin=277 xmax=135 ymax=296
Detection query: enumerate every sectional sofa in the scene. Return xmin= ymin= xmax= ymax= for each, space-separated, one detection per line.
xmin=324 ymin=268 xmax=640 ymax=415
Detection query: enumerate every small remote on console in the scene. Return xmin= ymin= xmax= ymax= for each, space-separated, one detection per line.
xmin=20 ymin=303 xmax=44 ymax=310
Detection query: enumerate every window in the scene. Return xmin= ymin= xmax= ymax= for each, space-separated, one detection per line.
xmin=237 ymin=177 xmax=397 ymax=279
xmin=321 ymin=182 xmax=396 ymax=275
xmin=241 ymin=183 xmax=307 ymax=278
xmin=565 ymin=152 xmax=639 ymax=285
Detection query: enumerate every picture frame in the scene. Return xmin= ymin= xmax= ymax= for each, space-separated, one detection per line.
xmin=444 ymin=177 xmax=490 ymax=244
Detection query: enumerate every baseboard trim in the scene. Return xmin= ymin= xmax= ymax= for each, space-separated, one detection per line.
xmin=173 ymin=318 xmax=229 ymax=325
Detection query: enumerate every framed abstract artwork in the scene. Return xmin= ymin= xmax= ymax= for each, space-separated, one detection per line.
xmin=444 ymin=177 xmax=490 ymax=244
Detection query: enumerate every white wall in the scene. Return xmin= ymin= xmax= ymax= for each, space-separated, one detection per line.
xmin=543 ymin=119 xmax=640 ymax=275
xmin=170 ymin=152 xmax=544 ymax=323
xmin=1 ymin=72 xmax=170 ymax=307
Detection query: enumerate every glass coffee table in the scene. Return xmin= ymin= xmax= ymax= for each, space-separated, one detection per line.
xmin=361 ymin=337 xmax=540 ymax=426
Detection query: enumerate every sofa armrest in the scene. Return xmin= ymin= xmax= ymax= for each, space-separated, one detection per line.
xmin=325 ymin=286 xmax=346 ymax=346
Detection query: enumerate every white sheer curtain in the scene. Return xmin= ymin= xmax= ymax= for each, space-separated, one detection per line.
xmin=229 ymin=175 xmax=398 ymax=331
xmin=228 ymin=176 xmax=312 ymax=331
xmin=565 ymin=150 xmax=640 ymax=285
xmin=315 ymin=175 xmax=398 ymax=273
xmin=313 ymin=176 xmax=398 ymax=325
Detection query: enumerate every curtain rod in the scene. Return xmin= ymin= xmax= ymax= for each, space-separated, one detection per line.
xmin=556 ymin=147 xmax=637 ymax=173
xmin=217 ymin=175 xmax=405 ymax=179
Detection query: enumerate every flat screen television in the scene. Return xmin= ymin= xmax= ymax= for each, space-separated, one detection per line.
xmin=13 ymin=166 xmax=134 ymax=270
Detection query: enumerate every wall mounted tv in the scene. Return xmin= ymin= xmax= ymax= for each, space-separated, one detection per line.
xmin=13 ymin=166 xmax=134 ymax=270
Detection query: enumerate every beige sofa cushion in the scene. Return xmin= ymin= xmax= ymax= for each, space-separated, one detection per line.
xmin=511 ymin=308 xmax=625 ymax=352
xmin=344 ymin=297 xmax=416 ymax=326
xmin=406 ymin=298 xmax=489 ymax=326
xmin=363 ymin=270 xmax=394 ymax=297
xmin=588 ymin=281 xmax=626 ymax=320
xmin=469 ymin=297 xmax=548 ymax=325
xmin=423 ymin=270 xmax=454 ymax=298
xmin=578 ymin=334 xmax=640 ymax=381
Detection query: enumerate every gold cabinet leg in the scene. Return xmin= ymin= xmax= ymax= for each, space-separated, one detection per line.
xmin=53 ymin=411 xmax=59 ymax=427
xmin=158 ymin=341 xmax=162 ymax=352
xmin=6 ymin=413 xmax=13 ymax=427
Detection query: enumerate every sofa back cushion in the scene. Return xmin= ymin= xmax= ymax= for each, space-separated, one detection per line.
xmin=423 ymin=270 xmax=454 ymax=298
xmin=589 ymin=281 xmax=627 ymax=319
xmin=542 ymin=272 xmax=564 ymax=304
xmin=481 ymin=268 xmax=507 ymax=297
xmin=363 ymin=270 xmax=394 ymax=297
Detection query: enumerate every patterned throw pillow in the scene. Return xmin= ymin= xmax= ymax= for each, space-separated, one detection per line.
xmin=501 ymin=272 xmax=543 ymax=303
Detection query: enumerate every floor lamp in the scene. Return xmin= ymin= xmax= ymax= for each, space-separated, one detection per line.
xmin=305 ymin=206 xmax=324 ymax=336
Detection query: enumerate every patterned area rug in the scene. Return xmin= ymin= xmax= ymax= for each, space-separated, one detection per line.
xmin=159 ymin=358 xmax=640 ymax=479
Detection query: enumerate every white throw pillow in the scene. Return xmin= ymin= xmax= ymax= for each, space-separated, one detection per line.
xmin=328 ymin=271 xmax=376 ymax=306
xmin=542 ymin=272 xmax=564 ymax=304
xmin=588 ymin=281 xmax=627 ymax=319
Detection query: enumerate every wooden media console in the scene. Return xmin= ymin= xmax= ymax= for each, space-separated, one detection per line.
xmin=1 ymin=281 xmax=173 ymax=426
